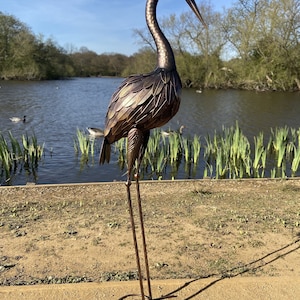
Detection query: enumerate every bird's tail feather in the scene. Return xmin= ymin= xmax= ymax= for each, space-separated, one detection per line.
xmin=99 ymin=138 xmax=111 ymax=164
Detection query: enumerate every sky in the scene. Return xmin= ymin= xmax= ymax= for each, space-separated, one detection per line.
xmin=1 ymin=0 xmax=234 ymax=55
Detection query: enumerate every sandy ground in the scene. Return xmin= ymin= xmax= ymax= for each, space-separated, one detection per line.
xmin=0 ymin=179 xmax=300 ymax=299
xmin=1 ymin=277 xmax=300 ymax=299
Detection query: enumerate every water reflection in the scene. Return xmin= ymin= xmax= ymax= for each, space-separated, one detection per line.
xmin=169 ymin=89 xmax=300 ymax=139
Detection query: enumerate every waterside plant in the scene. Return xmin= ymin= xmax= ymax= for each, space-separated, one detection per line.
xmin=113 ymin=123 xmax=300 ymax=180
xmin=0 ymin=132 xmax=44 ymax=184
xmin=74 ymin=128 xmax=98 ymax=166
xmin=73 ymin=124 xmax=300 ymax=180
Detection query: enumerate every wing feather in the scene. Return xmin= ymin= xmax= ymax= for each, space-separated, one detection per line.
xmin=103 ymin=68 xmax=182 ymax=143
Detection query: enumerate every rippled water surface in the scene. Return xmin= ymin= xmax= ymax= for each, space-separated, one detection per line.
xmin=0 ymin=78 xmax=299 ymax=185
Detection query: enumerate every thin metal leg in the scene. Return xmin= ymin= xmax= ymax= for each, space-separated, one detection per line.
xmin=126 ymin=182 xmax=145 ymax=300
xmin=135 ymin=175 xmax=152 ymax=299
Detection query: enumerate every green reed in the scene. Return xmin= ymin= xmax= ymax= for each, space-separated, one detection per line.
xmin=289 ymin=128 xmax=300 ymax=177
xmin=192 ymin=135 xmax=201 ymax=165
xmin=273 ymin=128 xmax=287 ymax=170
xmin=204 ymin=122 xmax=252 ymax=179
xmin=143 ymin=129 xmax=169 ymax=178
xmin=74 ymin=129 xmax=90 ymax=156
xmin=253 ymin=132 xmax=267 ymax=178
xmin=181 ymin=136 xmax=191 ymax=163
xmin=73 ymin=129 xmax=99 ymax=170
xmin=0 ymin=134 xmax=12 ymax=180
xmin=22 ymin=133 xmax=44 ymax=167
xmin=0 ymin=132 xmax=44 ymax=184
xmin=102 ymin=124 xmax=300 ymax=180
xmin=114 ymin=138 xmax=126 ymax=168
xmin=267 ymin=126 xmax=298 ymax=177
xmin=291 ymin=145 xmax=300 ymax=176
xmin=8 ymin=131 xmax=22 ymax=164
xmin=168 ymin=132 xmax=182 ymax=163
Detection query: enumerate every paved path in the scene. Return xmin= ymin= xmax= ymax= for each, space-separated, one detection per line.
xmin=1 ymin=276 xmax=299 ymax=299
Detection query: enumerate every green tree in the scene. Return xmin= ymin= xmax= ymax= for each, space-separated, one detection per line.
xmin=70 ymin=47 xmax=100 ymax=77
xmin=107 ymin=53 xmax=128 ymax=76
xmin=122 ymin=47 xmax=156 ymax=76
xmin=69 ymin=49 xmax=129 ymax=77
xmin=0 ymin=12 xmax=75 ymax=80
xmin=0 ymin=12 xmax=36 ymax=79
xmin=223 ymin=0 xmax=300 ymax=90
xmin=33 ymin=37 xmax=75 ymax=79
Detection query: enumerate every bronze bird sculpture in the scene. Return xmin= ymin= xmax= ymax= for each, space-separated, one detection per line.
xmin=100 ymin=1 xmax=206 ymax=299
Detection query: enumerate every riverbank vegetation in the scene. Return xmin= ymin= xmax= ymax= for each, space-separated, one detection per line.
xmin=0 ymin=0 xmax=299 ymax=91
xmin=1 ymin=124 xmax=300 ymax=185
xmin=118 ymin=124 xmax=300 ymax=179
xmin=0 ymin=132 xmax=44 ymax=184
xmin=74 ymin=124 xmax=300 ymax=180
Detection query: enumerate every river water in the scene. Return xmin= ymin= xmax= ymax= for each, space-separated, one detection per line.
xmin=0 ymin=78 xmax=299 ymax=185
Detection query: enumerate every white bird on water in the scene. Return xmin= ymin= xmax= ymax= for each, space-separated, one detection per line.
xmin=86 ymin=127 xmax=104 ymax=137
xmin=161 ymin=125 xmax=185 ymax=137
xmin=10 ymin=116 xmax=26 ymax=123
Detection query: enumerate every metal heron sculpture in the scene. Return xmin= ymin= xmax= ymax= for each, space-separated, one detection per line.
xmin=100 ymin=0 xmax=206 ymax=299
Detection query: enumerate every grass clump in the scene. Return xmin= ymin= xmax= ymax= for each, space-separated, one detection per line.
xmin=111 ymin=123 xmax=300 ymax=180
xmin=0 ymin=131 xmax=44 ymax=184
xmin=73 ymin=128 xmax=97 ymax=167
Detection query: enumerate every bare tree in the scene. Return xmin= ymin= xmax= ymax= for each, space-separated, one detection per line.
xmin=133 ymin=2 xmax=227 ymax=87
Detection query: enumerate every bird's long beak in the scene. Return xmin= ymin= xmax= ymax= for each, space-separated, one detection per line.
xmin=186 ymin=0 xmax=207 ymax=28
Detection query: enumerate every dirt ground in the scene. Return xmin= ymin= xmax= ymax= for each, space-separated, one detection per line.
xmin=0 ymin=179 xmax=300 ymax=299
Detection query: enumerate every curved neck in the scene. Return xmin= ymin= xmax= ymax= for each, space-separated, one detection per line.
xmin=146 ymin=0 xmax=176 ymax=70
